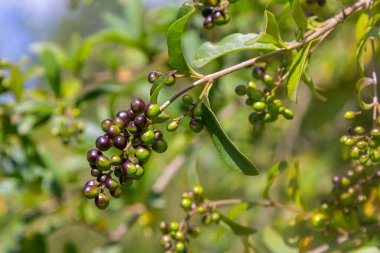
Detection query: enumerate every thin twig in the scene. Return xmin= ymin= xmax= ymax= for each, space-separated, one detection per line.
xmin=160 ymin=0 xmax=368 ymax=112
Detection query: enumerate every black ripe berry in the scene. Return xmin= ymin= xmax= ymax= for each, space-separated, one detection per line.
xmin=116 ymin=110 xmax=131 ymax=122
xmin=113 ymin=135 xmax=127 ymax=150
xmin=95 ymin=136 xmax=112 ymax=151
xmin=130 ymin=98 xmax=146 ymax=113
xmin=95 ymin=192 xmax=109 ymax=210
xmin=202 ymin=7 xmax=213 ymax=17
xmin=134 ymin=115 xmax=148 ymax=128
xmin=87 ymin=149 xmax=102 ymax=165
xmin=203 ymin=16 xmax=214 ymax=29
xmin=152 ymin=139 xmax=168 ymax=153
xmin=148 ymin=71 xmax=160 ymax=83
xmin=164 ymin=74 xmax=176 ymax=86
xmin=252 ymin=66 xmax=265 ymax=79
xmin=189 ymin=118 xmax=204 ymax=133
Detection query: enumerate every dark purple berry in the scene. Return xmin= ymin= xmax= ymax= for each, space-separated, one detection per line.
xmin=134 ymin=163 xmax=145 ymax=179
xmin=121 ymin=161 xmax=137 ymax=175
xmin=211 ymin=11 xmax=226 ymax=25
xmin=95 ymin=136 xmax=112 ymax=151
xmin=252 ymin=66 xmax=265 ymax=79
xmin=105 ymin=177 xmax=119 ymax=191
xmin=110 ymin=187 xmax=122 ymax=198
xmin=134 ymin=115 xmax=148 ymax=128
xmin=107 ymin=125 xmax=121 ymax=138
xmin=116 ymin=110 xmax=130 ymax=122
xmin=85 ymin=179 xmax=98 ymax=187
xmin=113 ymin=117 xmax=127 ymax=129
xmin=127 ymin=121 xmax=138 ymax=134
xmin=119 ymin=175 xmax=133 ymax=186
xmin=96 ymin=155 xmax=111 ymax=171
xmin=113 ymin=135 xmax=127 ymax=150
xmin=87 ymin=149 xmax=102 ymax=165
xmin=101 ymin=119 xmax=113 ymax=132
xmin=130 ymin=98 xmax=146 ymax=113
xmin=202 ymin=7 xmax=214 ymax=17
xmin=95 ymin=192 xmax=109 ymax=210
xmin=91 ymin=168 xmax=102 ymax=177
xmin=203 ymin=16 xmax=214 ymax=29
xmin=127 ymin=109 xmax=137 ymax=120
xmin=154 ymin=129 xmax=164 ymax=139
xmin=148 ymin=71 xmax=160 ymax=83
xmin=83 ymin=185 xmax=98 ymax=199
xmin=97 ymin=174 xmax=108 ymax=183
xmin=189 ymin=118 xmax=204 ymax=133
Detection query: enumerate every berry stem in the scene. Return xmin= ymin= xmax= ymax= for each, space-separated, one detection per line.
xmin=370 ymin=37 xmax=378 ymax=127
xmin=159 ymin=0 xmax=368 ymax=112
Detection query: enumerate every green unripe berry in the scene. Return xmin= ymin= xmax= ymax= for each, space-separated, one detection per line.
xmin=174 ymin=231 xmax=185 ymax=241
xmin=175 ymin=241 xmax=185 ymax=253
xmin=192 ymin=186 xmax=204 ymax=198
xmin=356 ymin=140 xmax=368 ymax=150
xmin=263 ymin=73 xmax=274 ymax=88
xmin=201 ymin=214 xmax=212 ymax=225
xmin=371 ymin=149 xmax=380 ymax=162
xmin=189 ymin=118 xmax=204 ymax=133
xmin=208 ymin=0 xmax=220 ymax=6
xmin=122 ymin=161 xmax=137 ymax=175
xmin=96 ymin=155 xmax=111 ymax=171
xmin=134 ymin=163 xmax=145 ymax=179
xmin=167 ymin=121 xmax=179 ymax=132
xmin=282 ymin=108 xmax=294 ymax=120
xmin=344 ymin=111 xmax=356 ymax=120
xmin=253 ymin=122 xmax=266 ymax=133
xmin=359 ymin=153 xmax=369 ymax=165
xmin=311 ymin=212 xmax=328 ymax=230
xmin=247 ymin=80 xmax=257 ymax=88
xmin=152 ymin=139 xmax=168 ymax=153
xmin=188 ymin=226 xmax=201 ymax=237
xmin=83 ymin=185 xmax=98 ymax=199
xmin=165 ymin=74 xmax=176 ymax=86
xmin=211 ymin=212 xmax=221 ymax=223
xmin=127 ymin=121 xmax=138 ymax=134
xmin=253 ymin=101 xmax=266 ymax=112
xmin=182 ymin=94 xmax=194 ymax=105
xmin=95 ymin=192 xmax=109 ymax=210
xmin=211 ymin=11 xmax=226 ymax=25
xmin=222 ymin=12 xmax=230 ymax=24
xmin=193 ymin=107 xmax=202 ymax=117
xmin=340 ymin=192 xmax=353 ymax=206
xmin=370 ymin=128 xmax=380 ymax=139
xmin=354 ymin=126 xmax=366 ymax=135
xmin=235 ymin=85 xmax=247 ymax=96
xmin=247 ymin=88 xmax=263 ymax=101
xmin=169 ymin=221 xmax=179 ymax=231
xmin=248 ymin=112 xmax=260 ymax=124
xmin=340 ymin=176 xmax=351 ymax=188
xmin=159 ymin=221 xmax=169 ymax=233
xmin=107 ymin=125 xmax=120 ymax=138
xmin=111 ymin=155 xmax=122 ymax=165
xmin=135 ymin=146 xmax=151 ymax=163
xmin=180 ymin=198 xmax=192 ymax=210
xmin=140 ymin=129 xmax=155 ymax=145
xmin=349 ymin=146 xmax=360 ymax=159
xmin=245 ymin=98 xmax=254 ymax=106
xmin=144 ymin=103 xmax=161 ymax=120
xmin=196 ymin=206 xmax=207 ymax=214
xmin=344 ymin=137 xmax=357 ymax=147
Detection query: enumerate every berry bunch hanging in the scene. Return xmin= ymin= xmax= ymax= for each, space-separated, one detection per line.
xmin=235 ymin=66 xmax=294 ymax=134
xmin=199 ymin=0 xmax=238 ymax=29
xmin=83 ymin=98 xmax=168 ymax=209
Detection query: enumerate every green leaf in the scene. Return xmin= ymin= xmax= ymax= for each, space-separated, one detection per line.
xmin=40 ymin=49 xmax=62 ymax=98
xmin=195 ymin=33 xmax=278 ymax=68
xmin=220 ymin=214 xmax=257 ymax=236
xmin=287 ymin=42 xmax=312 ymax=102
xmin=264 ymin=11 xmax=284 ymax=46
xmin=356 ymin=38 xmax=367 ymax=76
xmin=291 ymin=0 xmax=308 ymax=31
xmin=75 ymin=85 xmax=122 ymax=107
xmin=149 ymin=71 xmax=176 ymax=104
xmin=167 ymin=3 xmax=198 ymax=74
xmin=287 ymin=162 xmax=304 ymax=209
xmin=263 ymin=161 xmax=288 ymax=200
xmin=201 ymin=102 xmax=259 ymax=176
xmin=356 ymin=77 xmax=375 ymax=110
xmin=301 ymin=66 xmax=327 ymax=101
xmin=355 ymin=13 xmax=369 ymax=44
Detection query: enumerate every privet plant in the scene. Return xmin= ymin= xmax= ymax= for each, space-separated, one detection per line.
xmin=1 ymin=0 xmax=380 ymax=252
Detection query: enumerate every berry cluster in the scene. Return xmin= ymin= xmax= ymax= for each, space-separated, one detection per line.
xmin=83 ymin=98 xmax=168 ymax=209
xmin=235 ymin=66 xmax=294 ymax=134
xmin=201 ymin=5 xmax=230 ymax=29
xmin=340 ymin=123 xmax=380 ymax=165
xmin=159 ymin=186 xmax=221 ymax=253
xmin=311 ymin=165 xmax=380 ymax=230
xmin=51 ymin=103 xmax=85 ymax=145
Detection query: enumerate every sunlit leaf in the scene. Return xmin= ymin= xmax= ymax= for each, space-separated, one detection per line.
xmin=201 ymin=102 xmax=259 ymax=176
xmin=264 ymin=11 xmax=284 ymax=46
xmin=195 ymin=33 xmax=278 ymax=68
xmin=291 ymin=0 xmax=308 ymax=31
xmin=287 ymin=42 xmax=313 ymax=102
xmin=167 ymin=3 xmax=198 ymax=74
xmin=355 ymin=13 xmax=369 ymax=44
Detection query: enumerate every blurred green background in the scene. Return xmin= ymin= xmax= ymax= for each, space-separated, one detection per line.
xmin=0 ymin=0 xmax=378 ymax=252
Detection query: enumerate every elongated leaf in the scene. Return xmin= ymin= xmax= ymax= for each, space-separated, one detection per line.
xmin=220 ymin=214 xmax=257 ymax=236
xmin=291 ymin=0 xmax=308 ymax=31
xmin=201 ymin=102 xmax=259 ymax=176
xmin=167 ymin=3 xmax=198 ymax=74
xmin=41 ymin=49 xmax=62 ymax=98
xmin=356 ymin=77 xmax=375 ymax=110
xmin=355 ymin=13 xmax=369 ymax=44
xmin=356 ymin=38 xmax=367 ymax=76
xmin=149 ymin=71 xmax=176 ymax=103
xmin=287 ymin=42 xmax=312 ymax=102
xmin=195 ymin=33 xmax=278 ymax=68
xmin=287 ymin=162 xmax=304 ymax=209
xmin=263 ymin=161 xmax=288 ymax=200
xmin=264 ymin=11 xmax=284 ymax=46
